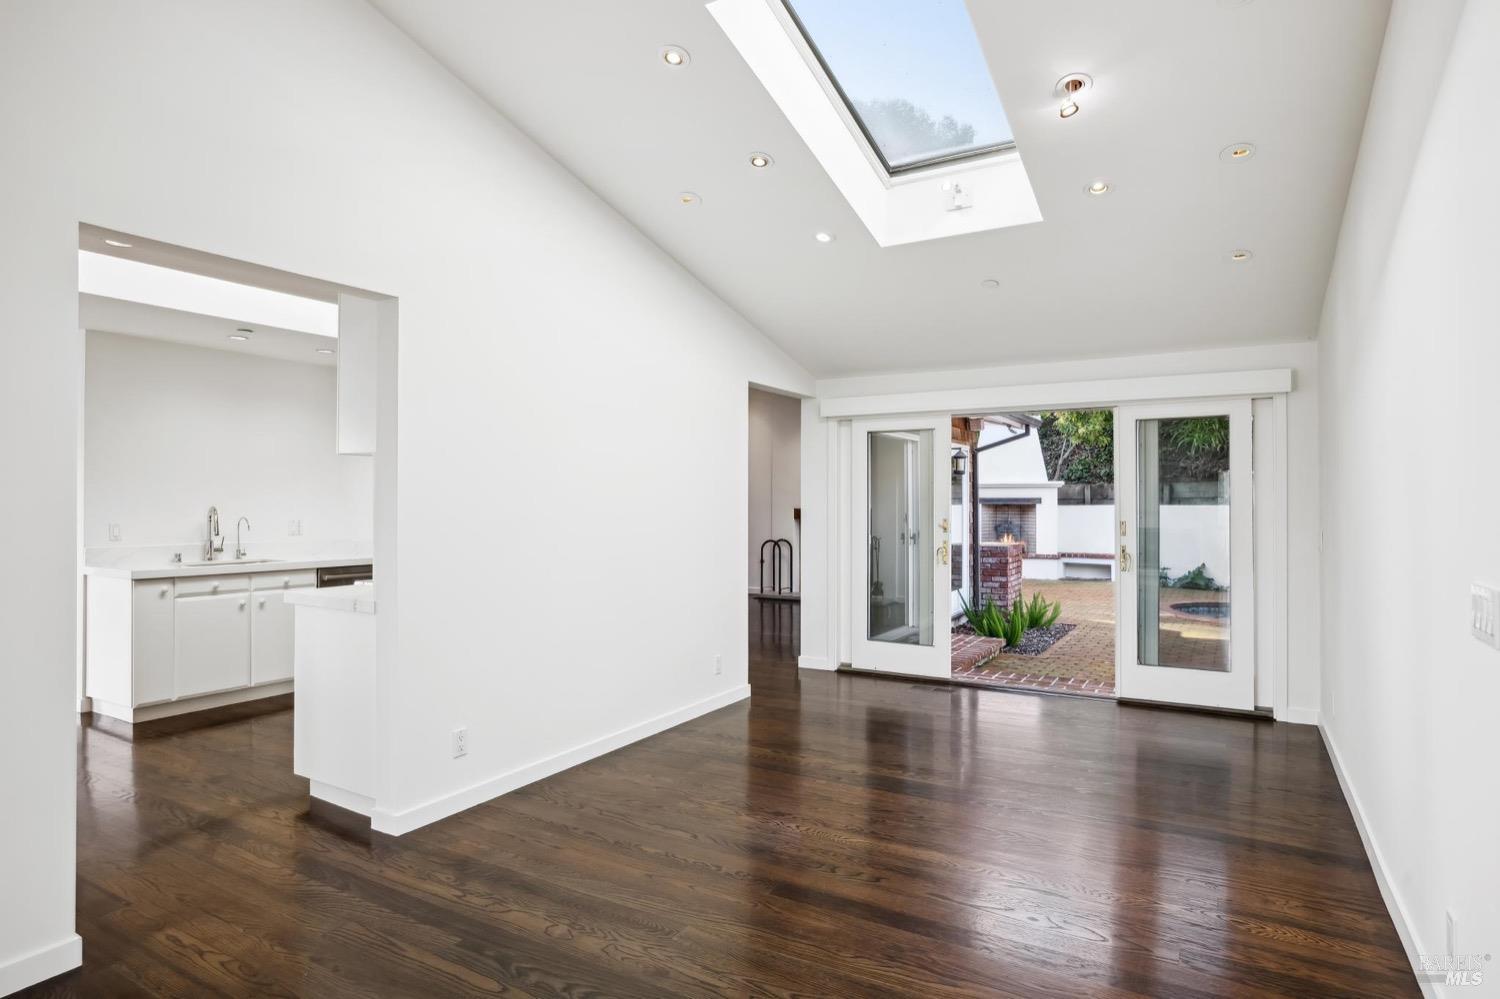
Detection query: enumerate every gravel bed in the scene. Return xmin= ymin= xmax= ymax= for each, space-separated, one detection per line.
xmin=1000 ymin=622 xmax=1076 ymax=656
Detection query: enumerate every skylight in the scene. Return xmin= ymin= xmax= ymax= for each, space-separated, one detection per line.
xmin=782 ymin=0 xmax=1014 ymax=175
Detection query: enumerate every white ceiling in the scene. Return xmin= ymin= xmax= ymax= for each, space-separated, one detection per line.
xmin=81 ymin=295 xmax=337 ymax=367
xmin=372 ymin=0 xmax=1390 ymax=377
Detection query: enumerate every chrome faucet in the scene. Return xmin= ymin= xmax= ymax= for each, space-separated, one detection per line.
xmin=204 ymin=506 xmax=224 ymax=561
xmin=235 ymin=516 xmax=252 ymax=560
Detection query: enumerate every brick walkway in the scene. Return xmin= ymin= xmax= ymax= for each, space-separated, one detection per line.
xmin=950 ymin=580 xmax=1232 ymax=698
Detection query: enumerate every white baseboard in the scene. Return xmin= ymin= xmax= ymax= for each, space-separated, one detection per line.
xmin=309 ymin=780 xmax=374 ymax=817
xmin=92 ymin=681 xmax=293 ymax=724
xmin=797 ymin=655 xmax=833 ymax=671
xmin=0 ymin=933 xmax=82 ymax=996
xmin=1319 ymin=723 xmax=1431 ymax=998
xmin=1279 ymin=705 xmax=1319 ymax=725
xmin=371 ymin=685 xmax=751 ymax=836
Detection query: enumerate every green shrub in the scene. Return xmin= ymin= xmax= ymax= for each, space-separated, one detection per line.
xmin=1164 ymin=563 xmax=1222 ymax=590
xmin=959 ymin=592 xmax=1008 ymax=639
xmin=999 ymin=603 xmax=1027 ymax=647
xmin=1022 ymin=592 xmax=1062 ymax=630
xmin=962 ymin=592 xmax=1063 ymax=646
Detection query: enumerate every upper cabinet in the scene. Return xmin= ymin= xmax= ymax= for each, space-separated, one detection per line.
xmin=336 ymin=292 xmax=379 ymax=455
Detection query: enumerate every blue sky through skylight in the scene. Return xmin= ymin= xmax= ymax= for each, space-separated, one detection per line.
xmin=785 ymin=0 xmax=1014 ymax=171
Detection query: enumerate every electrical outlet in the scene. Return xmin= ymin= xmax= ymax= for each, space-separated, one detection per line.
xmin=287 ymin=519 xmax=303 ymax=537
xmin=451 ymin=727 xmax=467 ymax=758
xmin=714 ymin=653 xmax=722 ymax=676
xmin=107 ymin=523 xmax=121 ymax=542
xmin=1471 ymin=583 xmax=1499 ymax=648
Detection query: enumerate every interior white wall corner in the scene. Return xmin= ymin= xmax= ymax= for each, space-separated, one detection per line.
xmin=1316 ymin=0 xmax=1498 ymax=979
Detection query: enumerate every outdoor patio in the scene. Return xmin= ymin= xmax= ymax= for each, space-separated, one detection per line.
xmin=951 ymin=579 xmax=1230 ymax=697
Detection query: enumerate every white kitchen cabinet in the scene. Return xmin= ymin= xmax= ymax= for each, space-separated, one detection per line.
xmin=174 ymin=587 xmax=252 ymax=699
xmin=337 ymin=292 xmax=378 ymax=455
xmin=252 ymin=586 xmax=314 ymax=685
xmin=85 ymin=563 xmax=354 ymax=723
xmin=132 ymin=580 xmax=176 ymax=705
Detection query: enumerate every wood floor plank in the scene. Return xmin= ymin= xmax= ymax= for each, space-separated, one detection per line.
xmin=21 ymin=600 xmax=1416 ymax=997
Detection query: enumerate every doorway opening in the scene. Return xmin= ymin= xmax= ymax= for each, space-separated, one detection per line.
xmin=748 ymin=387 xmax=800 ymax=663
xmin=949 ymin=411 xmax=1119 ymax=698
xmin=75 ymin=222 xmax=395 ymax=791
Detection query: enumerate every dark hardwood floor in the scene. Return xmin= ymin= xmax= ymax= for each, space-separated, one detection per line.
xmin=24 ymin=599 xmax=1415 ymax=997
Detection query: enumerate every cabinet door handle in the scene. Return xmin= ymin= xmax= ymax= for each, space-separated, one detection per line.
xmin=237 ymin=600 xmax=246 ymax=611
xmin=258 ymin=598 xmax=267 ymax=609
xmin=159 ymin=586 xmax=169 ymax=598
xmin=211 ymin=583 xmax=221 ymax=593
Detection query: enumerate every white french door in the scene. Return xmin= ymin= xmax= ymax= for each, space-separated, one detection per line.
xmin=1116 ymin=399 xmax=1255 ymax=710
xmin=850 ymin=415 xmax=952 ymax=679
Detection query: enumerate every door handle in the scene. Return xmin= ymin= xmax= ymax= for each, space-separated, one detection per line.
xmin=937 ymin=541 xmax=950 ymax=566
xmin=1119 ymin=545 xmax=1132 ymax=572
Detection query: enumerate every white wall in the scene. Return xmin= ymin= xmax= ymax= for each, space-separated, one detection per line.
xmin=974 ymin=423 xmax=1048 ymax=483
xmin=747 ymin=388 xmax=800 ymax=591
xmin=801 ymin=341 xmax=1320 ymax=719
xmin=1317 ymin=0 xmax=1499 ymax=984
xmin=1058 ymin=504 xmax=1115 ymax=555
xmin=84 ymin=332 xmax=372 ymax=552
xmin=0 ymin=0 xmax=811 ymax=989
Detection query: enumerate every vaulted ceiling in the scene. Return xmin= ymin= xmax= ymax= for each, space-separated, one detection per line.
xmin=372 ymin=0 xmax=1390 ymax=377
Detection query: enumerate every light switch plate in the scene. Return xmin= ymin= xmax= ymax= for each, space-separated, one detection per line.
xmin=107 ymin=523 xmax=121 ymax=542
xmin=1471 ymin=583 xmax=1499 ymax=648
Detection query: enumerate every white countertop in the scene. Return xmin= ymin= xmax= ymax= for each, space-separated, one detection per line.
xmin=83 ymin=554 xmax=372 ymax=581
xmin=286 ymin=582 xmax=376 ymax=614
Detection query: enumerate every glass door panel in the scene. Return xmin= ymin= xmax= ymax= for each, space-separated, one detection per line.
xmin=1136 ymin=416 xmax=1232 ymax=672
xmin=1117 ymin=400 xmax=1253 ymax=710
xmin=867 ymin=429 xmax=934 ymax=645
xmin=851 ymin=415 xmax=951 ymax=679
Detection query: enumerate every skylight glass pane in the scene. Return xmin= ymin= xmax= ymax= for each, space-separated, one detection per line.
xmin=784 ymin=0 xmax=1013 ymax=172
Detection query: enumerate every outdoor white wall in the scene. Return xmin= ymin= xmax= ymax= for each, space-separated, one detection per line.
xmin=1058 ymin=505 xmax=1115 ymax=554
xmin=84 ymin=332 xmax=372 ymax=551
xmin=802 ymin=340 xmax=1320 ymax=720
xmin=0 ymin=0 xmax=812 ymax=988
xmin=748 ymin=388 xmax=800 ymax=591
xmin=975 ymin=424 xmax=1048 ymax=483
xmin=1317 ymin=0 xmax=1499 ymax=981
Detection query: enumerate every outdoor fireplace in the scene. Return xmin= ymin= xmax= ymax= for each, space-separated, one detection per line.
xmin=980 ymin=500 xmax=1038 ymax=553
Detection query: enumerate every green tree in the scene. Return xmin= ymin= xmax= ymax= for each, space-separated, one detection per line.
xmin=855 ymin=98 xmax=976 ymax=163
xmin=1039 ymin=410 xmax=1113 ymax=482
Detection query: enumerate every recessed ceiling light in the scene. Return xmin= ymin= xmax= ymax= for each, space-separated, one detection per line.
xmin=316 ymin=348 xmax=335 ymax=355
xmin=1055 ymin=73 xmax=1091 ymax=119
xmin=814 ymin=231 xmax=835 ymax=243
xmin=1086 ymin=180 xmax=1111 ymax=195
xmin=980 ymin=278 xmax=1000 ymax=289
xmin=660 ymin=45 xmax=690 ymax=67
xmin=677 ymin=191 xmax=701 ymax=207
xmin=103 ymin=238 xmax=133 ymax=248
xmin=1220 ymin=142 xmax=1257 ymax=162
xmin=227 ymin=333 xmax=249 ymax=341
xmin=748 ymin=152 xmax=774 ymax=169
xmin=1230 ymin=249 xmax=1253 ymax=262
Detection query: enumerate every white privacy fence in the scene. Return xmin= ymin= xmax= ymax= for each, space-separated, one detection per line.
xmin=1057 ymin=504 xmax=1230 ymax=586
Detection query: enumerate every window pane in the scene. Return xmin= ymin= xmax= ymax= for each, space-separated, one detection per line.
xmin=785 ymin=0 xmax=1014 ymax=172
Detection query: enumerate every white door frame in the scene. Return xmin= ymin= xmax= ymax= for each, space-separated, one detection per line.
xmin=1115 ymin=398 xmax=1256 ymax=710
xmin=848 ymin=413 xmax=952 ymax=679
xmin=811 ymin=372 xmax=1292 ymax=723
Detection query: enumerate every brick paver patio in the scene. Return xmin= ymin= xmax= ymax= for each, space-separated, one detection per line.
xmin=950 ymin=579 xmax=1230 ymax=698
